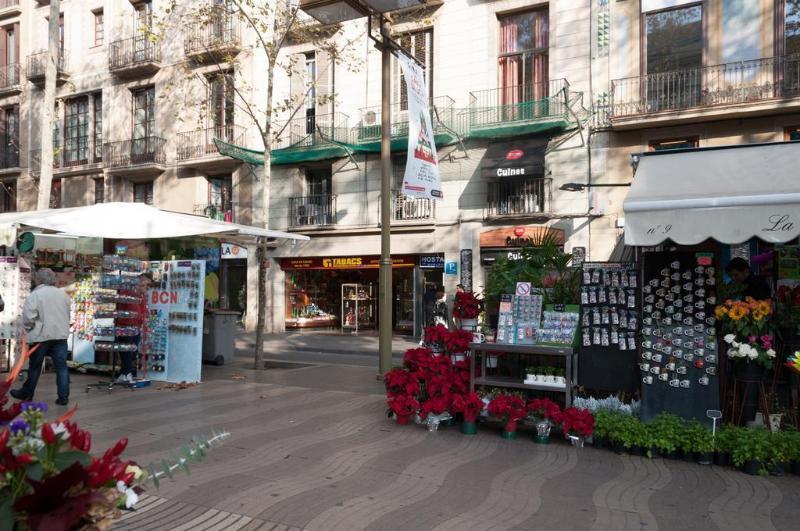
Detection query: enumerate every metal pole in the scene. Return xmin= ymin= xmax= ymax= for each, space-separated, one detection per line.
xmin=378 ymin=16 xmax=393 ymax=376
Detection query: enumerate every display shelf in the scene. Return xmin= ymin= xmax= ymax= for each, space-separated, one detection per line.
xmin=470 ymin=342 xmax=573 ymax=356
xmin=473 ymin=376 xmax=568 ymax=392
xmin=341 ymin=283 xmax=375 ymax=334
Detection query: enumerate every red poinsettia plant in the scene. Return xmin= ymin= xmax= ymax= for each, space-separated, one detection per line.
xmin=453 ymin=291 xmax=482 ymax=319
xmin=424 ymin=325 xmax=450 ymax=350
xmin=560 ymin=407 xmax=595 ymax=438
xmin=403 ymin=347 xmax=435 ymax=372
xmin=444 ymin=329 xmax=474 ymax=354
xmin=388 ymin=394 xmax=420 ymax=418
xmin=451 ymin=392 xmax=483 ymax=423
xmin=384 ymin=367 xmax=421 ymax=398
xmin=420 ymin=393 xmax=452 ymax=419
xmin=527 ymin=398 xmax=562 ymax=424
xmin=487 ymin=394 xmax=527 ymax=433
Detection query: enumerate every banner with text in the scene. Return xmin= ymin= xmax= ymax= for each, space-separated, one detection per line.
xmin=398 ymin=53 xmax=442 ymax=201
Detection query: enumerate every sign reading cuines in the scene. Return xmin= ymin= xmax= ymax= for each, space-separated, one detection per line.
xmin=280 ymin=255 xmax=417 ymax=270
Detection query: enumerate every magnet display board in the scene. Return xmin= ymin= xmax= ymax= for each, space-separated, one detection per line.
xmin=640 ymin=251 xmax=719 ymax=425
xmin=147 ymin=260 xmax=205 ymax=383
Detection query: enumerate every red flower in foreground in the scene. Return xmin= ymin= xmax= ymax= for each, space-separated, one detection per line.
xmin=527 ymin=398 xmax=562 ymax=424
xmin=424 ymin=325 xmax=450 ymax=348
xmin=488 ymin=394 xmax=527 ymax=432
xmin=388 ymin=394 xmax=420 ymax=417
xmin=384 ymin=368 xmax=421 ymax=397
xmin=444 ymin=329 xmax=474 ymax=354
xmin=560 ymin=407 xmax=594 ymax=438
xmin=403 ymin=347 xmax=434 ymax=372
xmin=451 ymin=392 xmax=483 ymax=422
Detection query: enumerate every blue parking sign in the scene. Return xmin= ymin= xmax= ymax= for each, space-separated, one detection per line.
xmin=444 ymin=261 xmax=458 ymax=275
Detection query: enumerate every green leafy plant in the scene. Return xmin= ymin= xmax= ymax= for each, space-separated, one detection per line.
xmin=647 ymin=413 xmax=683 ymax=454
xmin=555 ymin=368 xmax=565 ymax=378
xmin=543 ymin=367 xmax=554 ymax=377
xmin=685 ymin=421 xmax=714 ymax=454
xmin=599 ymin=410 xmax=628 ymax=445
xmin=731 ymin=427 xmax=771 ymax=470
xmin=592 ymin=410 xmax=612 ymax=440
xmin=783 ymin=429 xmax=800 ymax=463
xmin=768 ymin=431 xmax=792 ymax=469
xmin=715 ymin=425 xmax=740 ymax=455
xmin=525 ymin=366 xmax=539 ymax=375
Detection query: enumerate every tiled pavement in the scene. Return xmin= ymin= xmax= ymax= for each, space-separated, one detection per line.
xmin=24 ymin=362 xmax=800 ymax=531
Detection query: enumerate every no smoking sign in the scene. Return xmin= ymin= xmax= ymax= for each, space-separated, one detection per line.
xmin=515 ymin=282 xmax=531 ymax=296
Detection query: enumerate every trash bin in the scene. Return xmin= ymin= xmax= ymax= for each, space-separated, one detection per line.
xmin=202 ymin=310 xmax=239 ymax=366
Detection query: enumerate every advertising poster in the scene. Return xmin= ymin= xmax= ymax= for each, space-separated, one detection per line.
xmin=397 ymin=53 xmax=442 ymax=201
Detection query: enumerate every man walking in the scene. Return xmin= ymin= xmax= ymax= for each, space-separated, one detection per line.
xmin=11 ymin=268 xmax=72 ymax=405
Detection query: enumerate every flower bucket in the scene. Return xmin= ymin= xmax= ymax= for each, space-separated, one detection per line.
xmin=501 ymin=430 xmax=517 ymax=440
xmin=534 ymin=420 xmax=551 ymax=444
xmin=461 ymin=421 xmax=478 ymax=435
xmin=396 ymin=414 xmax=411 ymax=426
xmin=451 ymin=353 xmax=466 ymax=363
xmin=486 ymin=355 xmax=498 ymax=368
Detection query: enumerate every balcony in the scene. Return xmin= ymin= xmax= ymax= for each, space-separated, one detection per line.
xmin=272 ymin=112 xmax=352 ymax=165
xmin=177 ymin=124 xmax=245 ymax=171
xmin=289 ymin=194 xmax=336 ymax=228
xmin=184 ymin=16 xmax=241 ymax=62
xmin=0 ymin=1 xmax=20 ymax=18
xmin=104 ymin=137 xmax=166 ymax=177
xmin=610 ymin=55 xmax=800 ymax=127
xmin=109 ymin=36 xmax=161 ymax=78
xmin=26 ymin=50 xmax=69 ymax=85
xmin=194 ymin=202 xmax=235 ymax=223
xmin=467 ymin=79 xmax=571 ymax=139
xmin=0 ymin=64 xmax=20 ymax=94
xmin=30 ymin=143 xmax=103 ymax=177
xmin=357 ymin=96 xmax=461 ymax=145
xmin=392 ymin=194 xmax=435 ymax=223
xmin=485 ymin=177 xmax=552 ymax=220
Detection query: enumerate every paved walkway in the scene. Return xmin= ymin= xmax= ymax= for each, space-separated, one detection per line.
xmin=21 ymin=359 xmax=800 ymax=530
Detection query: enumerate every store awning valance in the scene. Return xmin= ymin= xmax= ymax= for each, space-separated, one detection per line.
xmin=0 ymin=202 xmax=310 ymax=242
xmin=480 ymin=138 xmax=547 ymax=180
xmin=623 ymin=142 xmax=800 ymax=246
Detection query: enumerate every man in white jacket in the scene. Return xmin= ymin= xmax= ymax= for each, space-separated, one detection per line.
xmin=10 ymin=268 xmax=72 ymax=405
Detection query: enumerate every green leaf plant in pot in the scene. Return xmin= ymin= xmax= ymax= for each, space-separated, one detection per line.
xmin=603 ymin=411 xmax=628 ymax=454
xmin=767 ymin=430 xmax=792 ymax=477
xmin=714 ymin=425 xmax=739 ymax=467
xmin=732 ymin=427 xmax=771 ymax=475
xmin=649 ymin=413 xmax=681 ymax=459
xmin=785 ymin=430 xmax=800 ymax=476
xmin=591 ymin=409 xmax=610 ymax=449
xmin=688 ymin=421 xmax=714 ymax=465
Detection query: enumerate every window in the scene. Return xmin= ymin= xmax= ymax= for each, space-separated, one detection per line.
xmin=649 ymin=137 xmax=699 ymax=151
xmin=777 ymin=1 xmax=800 ymax=92
xmin=294 ymin=167 xmax=334 ymax=226
xmin=93 ymin=93 xmax=102 ymax=162
xmin=1 ymin=24 xmax=19 ymax=71
xmin=207 ymin=176 xmax=233 ymax=221
xmin=94 ymin=178 xmax=104 ymax=204
xmin=0 ymin=105 xmax=18 ymax=168
xmin=304 ymin=52 xmax=316 ymax=134
xmin=94 ymin=10 xmax=104 ymax=46
xmin=0 ymin=181 xmax=15 ymax=213
xmin=132 ymin=86 xmax=155 ymax=157
xmin=498 ymin=10 xmax=549 ymax=105
xmin=785 ymin=126 xmax=800 ymax=141
xmin=305 ymin=167 xmax=331 ymax=197
xmin=209 ymin=72 xmax=234 ymax=130
xmin=133 ymin=182 xmax=153 ymax=205
xmin=50 ymin=179 xmax=62 ymax=209
xmin=64 ymin=96 xmax=89 ymax=166
xmin=135 ymin=1 xmax=153 ymax=32
xmin=396 ymin=29 xmax=433 ymax=111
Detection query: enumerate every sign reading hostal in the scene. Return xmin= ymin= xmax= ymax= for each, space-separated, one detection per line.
xmin=280 ymin=255 xmax=417 ymax=270
xmin=479 ymin=226 xmax=565 ymax=248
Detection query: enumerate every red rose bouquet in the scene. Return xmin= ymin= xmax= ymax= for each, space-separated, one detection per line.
xmin=451 ymin=392 xmax=483 ymax=423
xmin=527 ymin=398 xmax=562 ymax=424
xmin=444 ymin=329 xmax=473 ymax=354
xmin=487 ymin=394 xmax=527 ymax=433
xmin=560 ymin=407 xmax=594 ymax=438
xmin=453 ymin=291 xmax=482 ymax=320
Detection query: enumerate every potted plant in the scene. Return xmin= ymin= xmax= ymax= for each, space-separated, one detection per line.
xmin=423 ymin=325 xmax=450 ymax=354
xmin=561 ymin=406 xmax=594 ymax=447
xmin=527 ymin=398 xmax=562 ymax=444
xmin=676 ymin=420 xmax=697 ymax=462
xmin=554 ymin=367 xmax=566 ymax=386
xmin=488 ymin=393 xmax=527 ymax=439
xmin=452 ymin=392 xmax=483 ymax=435
xmin=591 ymin=409 xmax=611 ymax=449
xmin=453 ymin=291 xmax=482 ymax=329
xmin=732 ymin=427 xmax=771 ymax=475
xmin=686 ymin=421 xmax=714 ymax=465
xmin=388 ymin=394 xmax=420 ymax=425
xmin=525 ymin=367 xmax=539 ymax=383
xmin=714 ymin=425 xmax=738 ymax=467
xmin=785 ymin=430 xmax=800 ymax=475
xmin=627 ymin=418 xmax=650 ymax=457
xmin=444 ymin=329 xmax=473 ymax=363
xmin=649 ymin=414 xmax=681 ymax=459
xmin=767 ymin=430 xmax=791 ymax=476
xmin=542 ymin=367 xmax=555 ymax=384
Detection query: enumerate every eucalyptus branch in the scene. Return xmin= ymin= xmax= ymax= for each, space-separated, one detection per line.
xmin=144 ymin=430 xmax=230 ymax=488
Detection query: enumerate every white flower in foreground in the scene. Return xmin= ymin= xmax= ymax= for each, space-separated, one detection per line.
xmin=724 ymin=334 xmax=736 ymax=344
xmin=748 ymin=349 xmax=759 ymax=360
xmin=117 ymin=480 xmax=139 ymax=509
xmin=767 ymin=349 xmax=776 ymax=358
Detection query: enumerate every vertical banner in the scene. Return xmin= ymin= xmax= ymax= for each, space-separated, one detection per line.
xmin=397 ymin=53 xmax=442 ymax=201
xmin=460 ymin=249 xmax=473 ymax=291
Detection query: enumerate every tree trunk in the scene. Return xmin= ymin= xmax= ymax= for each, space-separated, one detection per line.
xmin=37 ymin=0 xmax=61 ymax=210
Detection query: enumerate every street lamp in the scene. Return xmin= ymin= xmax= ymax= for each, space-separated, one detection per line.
xmin=299 ymin=0 xmax=427 ymax=377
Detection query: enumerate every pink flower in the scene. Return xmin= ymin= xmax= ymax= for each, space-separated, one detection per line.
xmin=761 ymin=335 xmax=773 ymax=349
xmin=748 ymin=335 xmax=757 ymax=344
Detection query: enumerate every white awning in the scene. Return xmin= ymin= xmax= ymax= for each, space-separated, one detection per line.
xmin=623 ymin=142 xmax=800 ymax=246
xmin=0 ymin=202 xmax=310 ymax=242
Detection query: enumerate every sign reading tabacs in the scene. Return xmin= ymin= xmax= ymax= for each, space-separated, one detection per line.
xmin=479 ymin=226 xmax=565 ymax=248
xmin=280 ymin=255 xmax=417 ymax=270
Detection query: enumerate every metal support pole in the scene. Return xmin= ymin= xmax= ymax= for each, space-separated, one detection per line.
xmin=378 ymin=16 xmax=393 ymax=376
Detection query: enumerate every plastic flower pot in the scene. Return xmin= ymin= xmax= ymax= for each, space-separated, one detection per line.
xmin=630 ymin=446 xmax=645 ymax=457
xmin=682 ymin=450 xmax=696 ymax=463
xmin=742 ymin=459 xmax=761 ymax=475
xmin=534 ymin=434 xmax=550 ymax=444
xmin=613 ymin=441 xmax=625 ymax=454
xmin=592 ymin=436 xmax=605 ymax=449
xmin=396 ymin=414 xmax=411 ymax=426
xmin=769 ymin=463 xmax=786 ymax=477
xmin=664 ymin=450 xmax=678 ymax=460
xmin=461 ymin=421 xmax=478 ymax=435
xmin=486 ymin=356 xmax=499 ymax=369
xmin=696 ymin=452 xmax=713 ymax=465
xmin=501 ymin=430 xmax=517 ymax=440
xmin=792 ymin=461 xmax=800 ymax=476
xmin=648 ymin=446 xmax=660 ymax=459
xmin=714 ymin=452 xmax=730 ymax=467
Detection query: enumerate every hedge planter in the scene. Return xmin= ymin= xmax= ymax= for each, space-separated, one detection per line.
xmin=742 ymin=459 xmax=761 ymax=476
xmin=714 ymin=452 xmax=731 ymax=467
xmin=649 ymin=446 xmax=660 ymax=459
xmin=461 ymin=421 xmax=478 ymax=435
xmin=613 ymin=441 xmax=626 ymax=454
xmin=697 ymin=452 xmax=713 ymax=465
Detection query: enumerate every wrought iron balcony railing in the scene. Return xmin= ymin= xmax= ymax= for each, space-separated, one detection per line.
xmin=0 ymin=64 xmax=20 ymax=90
xmin=357 ymin=96 xmax=458 ymax=141
xmin=184 ymin=16 xmax=241 ymax=57
xmin=109 ymin=36 xmax=161 ymax=72
xmin=273 ymin=112 xmax=351 ymax=150
xmin=289 ymin=194 xmax=337 ymax=227
xmin=392 ymin=194 xmax=435 ymax=221
xmin=177 ymin=124 xmax=245 ymax=161
xmin=468 ymin=79 xmax=569 ymax=128
xmin=610 ymin=55 xmax=800 ymax=118
xmin=26 ymin=50 xmax=69 ymax=81
xmin=194 ymin=202 xmax=236 ymax=222
xmin=486 ymin=177 xmax=552 ymax=219
xmin=104 ymin=137 xmax=166 ymax=168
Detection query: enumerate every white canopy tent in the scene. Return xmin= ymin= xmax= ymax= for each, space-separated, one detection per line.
xmin=624 ymin=142 xmax=800 ymax=246
xmin=0 ymin=202 xmax=309 ymax=243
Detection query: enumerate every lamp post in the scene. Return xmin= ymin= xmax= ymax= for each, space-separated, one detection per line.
xmin=299 ymin=0 xmax=427 ymax=377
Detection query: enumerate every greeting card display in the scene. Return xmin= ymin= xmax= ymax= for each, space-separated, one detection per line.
xmin=578 ymin=262 xmax=639 ymax=392
xmin=639 ymin=252 xmax=720 ymax=424
xmin=496 ymin=294 xmax=543 ymax=345
xmin=537 ymin=309 xmax=579 ymax=346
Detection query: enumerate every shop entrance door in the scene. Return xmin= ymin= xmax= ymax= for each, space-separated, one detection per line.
xmin=221 ymin=259 xmax=247 ymax=313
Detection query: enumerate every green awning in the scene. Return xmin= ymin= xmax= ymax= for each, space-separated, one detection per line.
xmin=466 ymin=119 xmax=572 ymax=140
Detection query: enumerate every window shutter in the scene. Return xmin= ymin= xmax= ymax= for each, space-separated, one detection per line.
xmin=316 ymin=50 xmax=334 ymax=117
xmin=289 ymin=53 xmax=307 ymax=110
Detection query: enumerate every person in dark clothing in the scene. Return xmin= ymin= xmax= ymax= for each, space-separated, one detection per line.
xmin=726 ymin=257 xmax=771 ymax=300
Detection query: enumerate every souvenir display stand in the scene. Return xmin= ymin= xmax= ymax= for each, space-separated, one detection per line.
xmin=578 ymin=262 xmax=640 ymax=392
xmin=639 ymin=251 xmax=720 ymax=424
xmin=341 ymin=283 xmax=375 ymax=334
xmin=0 ymin=257 xmax=31 ymax=372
